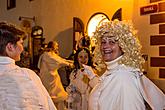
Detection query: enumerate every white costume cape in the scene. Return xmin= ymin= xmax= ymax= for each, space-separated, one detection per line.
xmin=88 ymin=57 xmax=165 ymax=110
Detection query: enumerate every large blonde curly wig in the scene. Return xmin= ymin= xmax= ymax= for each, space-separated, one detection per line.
xmin=93 ymin=20 xmax=145 ymax=72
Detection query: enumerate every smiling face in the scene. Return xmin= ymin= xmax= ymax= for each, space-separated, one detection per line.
xmin=78 ymin=49 xmax=89 ymax=67
xmin=100 ymin=36 xmax=123 ymax=62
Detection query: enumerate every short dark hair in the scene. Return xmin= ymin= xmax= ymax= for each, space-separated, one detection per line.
xmin=0 ymin=22 xmax=25 ymax=56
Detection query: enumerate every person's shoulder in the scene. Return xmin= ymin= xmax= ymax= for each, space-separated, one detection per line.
xmin=114 ymin=64 xmax=128 ymax=75
xmin=43 ymin=51 xmax=57 ymax=58
xmin=117 ymin=64 xmax=139 ymax=73
xmin=41 ymin=51 xmax=49 ymax=56
xmin=115 ymin=64 xmax=138 ymax=80
xmin=21 ymin=68 xmax=41 ymax=80
xmin=21 ymin=67 xmax=34 ymax=72
xmin=20 ymin=68 xmax=38 ymax=76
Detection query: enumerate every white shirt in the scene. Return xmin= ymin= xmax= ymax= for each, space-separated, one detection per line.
xmin=88 ymin=56 xmax=165 ymax=110
xmin=0 ymin=56 xmax=57 ymax=110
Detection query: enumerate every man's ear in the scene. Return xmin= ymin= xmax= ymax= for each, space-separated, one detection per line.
xmin=6 ymin=43 xmax=14 ymax=53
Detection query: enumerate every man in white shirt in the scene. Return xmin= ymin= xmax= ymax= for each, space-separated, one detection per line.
xmin=0 ymin=22 xmax=57 ymax=110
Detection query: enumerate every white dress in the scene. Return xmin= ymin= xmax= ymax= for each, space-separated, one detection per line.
xmin=66 ymin=69 xmax=91 ymax=110
xmin=88 ymin=56 xmax=165 ymax=110
xmin=0 ymin=56 xmax=56 ymax=110
xmin=38 ymin=51 xmax=70 ymax=110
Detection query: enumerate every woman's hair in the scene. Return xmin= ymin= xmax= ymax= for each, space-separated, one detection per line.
xmin=46 ymin=41 xmax=59 ymax=54
xmin=0 ymin=22 xmax=25 ymax=56
xmin=76 ymin=36 xmax=91 ymax=49
xmin=74 ymin=47 xmax=94 ymax=70
xmin=93 ymin=20 xmax=145 ymax=71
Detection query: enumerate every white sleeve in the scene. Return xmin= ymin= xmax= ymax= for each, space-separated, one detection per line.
xmin=25 ymin=68 xmax=57 ymax=110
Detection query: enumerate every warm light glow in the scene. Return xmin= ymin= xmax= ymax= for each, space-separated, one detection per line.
xmin=87 ymin=14 xmax=109 ymax=37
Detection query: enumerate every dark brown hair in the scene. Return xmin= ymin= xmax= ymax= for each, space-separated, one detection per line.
xmin=0 ymin=22 xmax=25 ymax=56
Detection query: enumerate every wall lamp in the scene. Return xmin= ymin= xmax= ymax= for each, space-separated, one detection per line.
xmin=19 ymin=16 xmax=36 ymax=22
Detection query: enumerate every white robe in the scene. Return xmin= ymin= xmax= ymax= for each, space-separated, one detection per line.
xmin=0 ymin=56 xmax=56 ymax=110
xmin=38 ymin=51 xmax=70 ymax=110
xmin=88 ymin=56 xmax=165 ymax=110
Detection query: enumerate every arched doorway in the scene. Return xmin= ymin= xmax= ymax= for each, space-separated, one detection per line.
xmin=86 ymin=12 xmax=109 ymax=37
xmin=86 ymin=12 xmax=109 ymax=47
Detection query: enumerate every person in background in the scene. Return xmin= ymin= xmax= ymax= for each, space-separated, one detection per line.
xmin=66 ymin=47 xmax=97 ymax=110
xmin=68 ymin=35 xmax=91 ymax=61
xmin=82 ymin=20 xmax=165 ymax=110
xmin=77 ymin=35 xmax=91 ymax=49
xmin=0 ymin=22 xmax=56 ymax=110
xmin=38 ymin=41 xmax=73 ymax=110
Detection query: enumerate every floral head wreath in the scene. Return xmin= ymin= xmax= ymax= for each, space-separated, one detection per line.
xmin=93 ymin=19 xmax=145 ymax=72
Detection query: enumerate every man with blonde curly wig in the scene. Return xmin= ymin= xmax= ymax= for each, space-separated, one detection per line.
xmin=81 ymin=20 xmax=165 ymax=110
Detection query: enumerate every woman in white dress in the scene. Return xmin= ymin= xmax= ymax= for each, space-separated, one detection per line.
xmin=66 ymin=47 xmax=96 ymax=110
xmin=38 ymin=41 xmax=73 ymax=110
xmin=82 ymin=20 xmax=165 ymax=110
